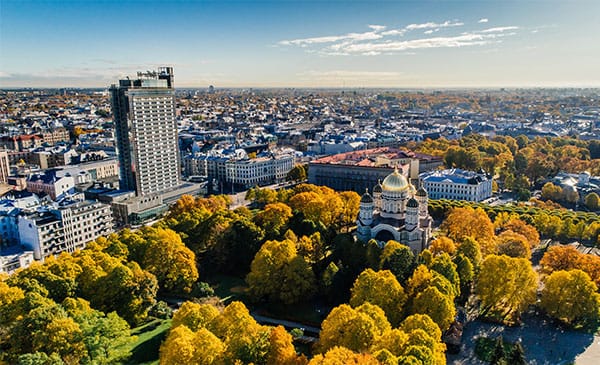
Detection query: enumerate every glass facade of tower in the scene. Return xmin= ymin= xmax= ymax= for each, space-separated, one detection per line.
xmin=110 ymin=67 xmax=181 ymax=196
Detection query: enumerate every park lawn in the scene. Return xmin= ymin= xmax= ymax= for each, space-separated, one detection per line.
xmin=208 ymin=274 xmax=249 ymax=301
xmin=260 ymin=301 xmax=325 ymax=327
xmin=123 ymin=318 xmax=172 ymax=364
xmin=208 ymin=274 xmax=324 ymax=326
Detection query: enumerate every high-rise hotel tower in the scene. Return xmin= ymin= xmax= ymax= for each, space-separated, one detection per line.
xmin=110 ymin=67 xmax=181 ymax=196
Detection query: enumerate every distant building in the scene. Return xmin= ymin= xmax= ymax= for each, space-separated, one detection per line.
xmin=308 ymin=147 xmax=443 ymax=193
xmin=0 ymin=246 xmax=34 ymax=274
xmin=55 ymin=159 xmax=119 ymax=185
xmin=183 ymin=149 xmax=295 ymax=192
xmin=0 ymin=149 xmax=9 ymax=184
xmin=420 ymin=168 xmax=493 ymax=202
xmin=0 ymin=203 xmax=20 ymax=246
xmin=110 ymin=67 xmax=181 ymax=196
xmin=18 ymin=199 xmax=113 ymax=260
xmin=31 ymin=147 xmax=78 ymax=169
xmin=356 ymin=168 xmax=432 ymax=254
xmin=26 ymin=170 xmax=76 ymax=200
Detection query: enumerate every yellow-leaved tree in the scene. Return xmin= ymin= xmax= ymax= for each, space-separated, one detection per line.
xmin=349 ymin=268 xmax=407 ymax=326
xmin=540 ymin=269 xmax=600 ymax=329
xmin=476 ymin=255 xmax=537 ymax=323
xmin=246 ymin=239 xmax=316 ymax=304
xmin=318 ymin=303 xmax=391 ymax=353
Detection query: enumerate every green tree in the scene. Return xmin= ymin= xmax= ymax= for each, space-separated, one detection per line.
xmin=457 ymin=237 xmax=482 ymax=269
xmin=490 ymin=336 xmax=506 ymax=365
xmin=379 ymin=241 xmax=416 ymax=282
xmin=286 ymin=164 xmax=307 ymax=182
xmin=430 ymin=253 xmax=460 ymax=297
xmin=507 ymin=342 xmax=526 ymax=365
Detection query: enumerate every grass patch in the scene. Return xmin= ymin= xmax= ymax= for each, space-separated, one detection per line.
xmin=259 ymin=301 xmax=325 ymax=327
xmin=474 ymin=336 xmax=516 ymax=362
xmin=207 ymin=274 xmax=248 ymax=301
xmin=124 ymin=318 xmax=172 ymax=364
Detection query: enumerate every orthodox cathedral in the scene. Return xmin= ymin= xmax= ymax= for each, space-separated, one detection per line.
xmin=356 ymin=167 xmax=432 ymax=254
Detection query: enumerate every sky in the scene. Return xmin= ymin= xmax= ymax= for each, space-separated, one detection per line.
xmin=1 ymin=0 xmax=599 ymax=88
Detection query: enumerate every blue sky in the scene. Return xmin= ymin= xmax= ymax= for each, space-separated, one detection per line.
xmin=1 ymin=0 xmax=599 ymax=88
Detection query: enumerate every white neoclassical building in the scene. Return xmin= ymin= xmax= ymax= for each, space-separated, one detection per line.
xmin=356 ymin=167 xmax=432 ymax=254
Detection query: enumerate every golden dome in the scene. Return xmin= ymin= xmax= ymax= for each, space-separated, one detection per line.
xmin=382 ymin=168 xmax=409 ymax=192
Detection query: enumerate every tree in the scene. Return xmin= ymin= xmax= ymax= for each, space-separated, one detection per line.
xmin=476 ymin=255 xmax=537 ymax=323
xmin=318 ymin=303 xmax=390 ymax=354
xmin=286 ymin=164 xmax=307 ymax=182
xmin=160 ymin=325 xmax=223 ymax=365
xmin=399 ymin=315 xmax=446 ymax=365
xmin=142 ymin=227 xmax=199 ymax=294
xmin=498 ymin=218 xmax=540 ymax=248
xmin=496 ymin=231 xmax=531 ymax=259
xmin=400 ymin=314 xmax=442 ymax=341
xmin=430 ymin=253 xmax=460 ymax=297
xmin=309 ymin=346 xmax=379 ymax=365
xmin=411 ymin=286 xmax=456 ymax=331
xmin=371 ymin=329 xmax=409 ymax=357
xmin=349 ymin=269 xmax=407 ymax=326
xmin=507 ymin=342 xmax=526 ymax=365
xmin=172 ymin=301 xmax=221 ymax=332
xmin=441 ymin=207 xmax=495 ymax=255
xmin=337 ymin=191 xmax=361 ymax=231
xmin=456 ymin=237 xmax=482 ymax=269
xmin=254 ymin=202 xmax=292 ymax=237
xmin=63 ymin=298 xmax=134 ymax=364
xmin=539 ymin=245 xmax=581 ymax=274
xmin=210 ymin=301 xmax=271 ymax=364
xmin=585 ymin=192 xmax=600 ymax=211
xmin=540 ymin=270 xmax=600 ymax=329
xmin=267 ymin=325 xmax=306 ymax=365
xmin=379 ymin=241 xmax=415 ymax=282
xmin=541 ymin=182 xmax=562 ymax=202
xmin=490 ymin=336 xmax=506 ymax=365
xmin=246 ymin=239 xmax=316 ymax=305
xmin=17 ymin=352 xmax=65 ymax=365
xmin=406 ymin=265 xmax=455 ymax=300
xmin=216 ymin=217 xmax=265 ymax=274
xmin=429 ymin=237 xmax=456 ymax=257
xmin=562 ymin=186 xmax=579 ymax=204
xmin=453 ymin=254 xmax=474 ymax=303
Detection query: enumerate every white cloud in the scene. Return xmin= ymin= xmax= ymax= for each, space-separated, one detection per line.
xmin=405 ymin=20 xmax=463 ymax=30
xmin=478 ymin=18 xmax=489 ymax=23
xmin=279 ymin=28 xmax=383 ymax=46
xmin=368 ymin=24 xmax=387 ymax=32
xmin=333 ymin=33 xmax=492 ymax=55
xmin=480 ymin=26 xmax=519 ymax=33
xmin=278 ymin=20 xmax=519 ymax=57
xmin=381 ymin=29 xmax=405 ymax=36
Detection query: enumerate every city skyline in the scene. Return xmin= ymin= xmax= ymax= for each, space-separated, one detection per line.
xmin=1 ymin=0 xmax=599 ymax=88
